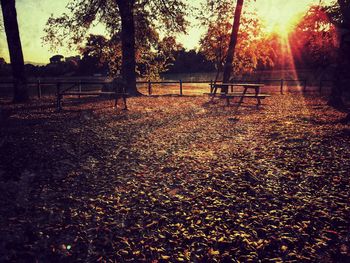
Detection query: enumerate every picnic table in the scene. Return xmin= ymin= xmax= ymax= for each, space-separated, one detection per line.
xmin=206 ymin=83 xmax=270 ymax=107
xmin=56 ymin=79 xmax=128 ymax=111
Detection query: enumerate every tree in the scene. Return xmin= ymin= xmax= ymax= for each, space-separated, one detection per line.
xmin=199 ymin=0 xmax=273 ymax=83
xmin=79 ymin=32 xmax=181 ymax=80
xmin=0 ymin=0 xmax=29 ymax=102
xmin=165 ymin=49 xmax=215 ymax=74
xmin=44 ymin=0 xmax=188 ymax=95
xmin=200 ymin=21 xmax=231 ymax=82
xmin=79 ymin=34 xmax=121 ymax=76
xmin=222 ymin=0 xmax=244 ymax=92
xmin=326 ymin=0 xmax=350 ymax=121
xmin=291 ymin=5 xmax=337 ymax=70
xmin=49 ymin=55 xmax=64 ymax=64
xmin=116 ymin=0 xmax=137 ymax=94
xmin=137 ymin=36 xmax=183 ymax=80
xmin=200 ymin=0 xmax=267 ymax=92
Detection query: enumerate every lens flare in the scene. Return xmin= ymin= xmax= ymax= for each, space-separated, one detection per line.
xmin=253 ymin=0 xmax=321 ymax=91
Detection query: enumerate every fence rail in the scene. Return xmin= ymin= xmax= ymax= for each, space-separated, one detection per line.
xmin=0 ymin=78 xmax=334 ymax=98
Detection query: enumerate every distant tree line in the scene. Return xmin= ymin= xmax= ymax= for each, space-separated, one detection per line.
xmin=0 ymin=48 xmax=216 ymax=78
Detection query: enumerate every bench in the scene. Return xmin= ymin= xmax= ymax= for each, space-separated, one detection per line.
xmin=205 ymin=83 xmax=270 ymax=107
xmin=56 ymin=79 xmax=128 ymax=111
xmin=210 ymin=83 xmax=264 ymax=95
xmin=57 ymin=91 xmax=128 ymax=111
xmin=205 ymin=93 xmax=270 ymax=107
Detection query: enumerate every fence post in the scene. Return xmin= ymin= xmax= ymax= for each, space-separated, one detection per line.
xmin=280 ymin=79 xmax=284 ymax=94
xmin=179 ymin=79 xmax=183 ymax=96
xmin=37 ymin=79 xmax=41 ymax=98
xmin=319 ymin=79 xmax=323 ymax=94
xmin=148 ymin=80 xmax=152 ymax=96
xmin=78 ymin=80 xmax=82 ymax=98
xmin=56 ymin=82 xmax=61 ymax=111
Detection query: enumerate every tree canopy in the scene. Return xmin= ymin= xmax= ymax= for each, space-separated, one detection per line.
xmin=199 ymin=0 xmax=273 ymax=83
xmin=43 ymin=0 xmax=189 ymax=94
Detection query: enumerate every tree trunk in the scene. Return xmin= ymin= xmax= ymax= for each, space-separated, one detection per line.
xmin=214 ymin=66 xmax=220 ymax=83
xmin=328 ymin=67 xmax=345 ymax=109
xmin=116 ymin=0 xmax=141 ymax=96
xmin=328 ymin=0 xmax=350 ymax=109
xmin=341 ymin=113 xmax=350 ymax=123
xmin=1 ymin=0 xmax=28 ymax=103
xmin=222 ymin=0 xmax=244 ymax=93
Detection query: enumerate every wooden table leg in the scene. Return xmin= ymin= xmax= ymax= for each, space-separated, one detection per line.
xmin=255 ymin=86 xmax=260 ymax=108
xmin=213 ymin=85 xmax=218 ymax=94
xmin=237 ymin=87 xmax=248 ymax=107
xmin=122 ymin=95 xmax=128 ymax=110
xmin=255 ymin=86 xmax=260 ymax=96
xmin=257 ymin=98 xmax=261 ymax=108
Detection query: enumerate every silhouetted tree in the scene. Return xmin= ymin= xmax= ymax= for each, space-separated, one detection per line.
xmin=222 ymin=0 xmax=244 ymax=92
xmin=44 ymin=0 xmax=188 ymax=95
xmin=1 ymin=0 xmax=28 ymax=102
xmin=138 ymin=36 xmax=183 ymax=80
xmin=49 ymin=55 xmax=64 ymax=64
xmin=325 ymin=0 xmax=350 ymax=121
xmin=165 ymin=49 xmax=214 ymax=74
xmin=78 ymin=35 xmax=115 ymax=76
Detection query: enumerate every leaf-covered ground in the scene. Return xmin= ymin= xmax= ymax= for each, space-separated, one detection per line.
xmin=0 ymin=94 xmax=349 ymax=262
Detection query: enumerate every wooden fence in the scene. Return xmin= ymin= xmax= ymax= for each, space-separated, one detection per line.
xmin=0 ymin=78 xmax=334 ymax=98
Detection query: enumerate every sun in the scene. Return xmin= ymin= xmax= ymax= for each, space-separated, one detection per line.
xmin=253 ymin=0 xmax=317 ymax=37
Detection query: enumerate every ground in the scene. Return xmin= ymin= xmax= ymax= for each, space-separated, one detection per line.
xmin=0 ymin=94 xmax=349 ymax=262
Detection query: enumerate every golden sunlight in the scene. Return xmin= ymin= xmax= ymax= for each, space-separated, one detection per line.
xmin=254 ymin=0 xmax=317 ymax=37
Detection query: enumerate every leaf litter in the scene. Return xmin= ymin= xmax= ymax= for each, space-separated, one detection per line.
xmin=0 ymin=94 xmax=349 ymax=262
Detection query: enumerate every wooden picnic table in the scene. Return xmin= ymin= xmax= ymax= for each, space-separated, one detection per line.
xmin=56 ymin=79 xmax=128 ymax=111
xmin=206 ymin=83 xmax=270 ymax=107
xmin=210 ymin=83 xmax=263 ymax=95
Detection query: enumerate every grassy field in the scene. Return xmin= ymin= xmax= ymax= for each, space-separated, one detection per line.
xmin=0 ymin=69 xmax=333 ymax=98
xmin=0 ymin=94 xmax=349 ymax=262
xmin=0 ymin=81 xmax=308 ymax=97
xmin=137 ymin=83 xmax=325 ymax=96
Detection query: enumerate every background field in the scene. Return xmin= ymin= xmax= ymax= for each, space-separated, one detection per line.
xmin=0 ymin=70 xmax=333 ymax=98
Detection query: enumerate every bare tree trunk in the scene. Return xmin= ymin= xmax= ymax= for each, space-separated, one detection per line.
xmin=214 ymin=66 xmax=220 ymax=83
xmin=222 ymin=0 xmax=244 ymax=93
xmin=328 ymin=66 xmax=345 ymax=109
xmin=328 ymin=0 xmax=350 ymax=117
xmin=116 ymin=0 xmax=141 ymax=96
xmin=1 ymin=0 xmax=29 ymax=103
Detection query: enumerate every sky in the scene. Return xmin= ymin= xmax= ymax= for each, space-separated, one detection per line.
xmin=0 ymin=0 xmax=333 ymax=64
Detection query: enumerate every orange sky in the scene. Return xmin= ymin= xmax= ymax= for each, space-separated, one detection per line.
xmin=0 ymin=0 xmax=333 ymax=64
